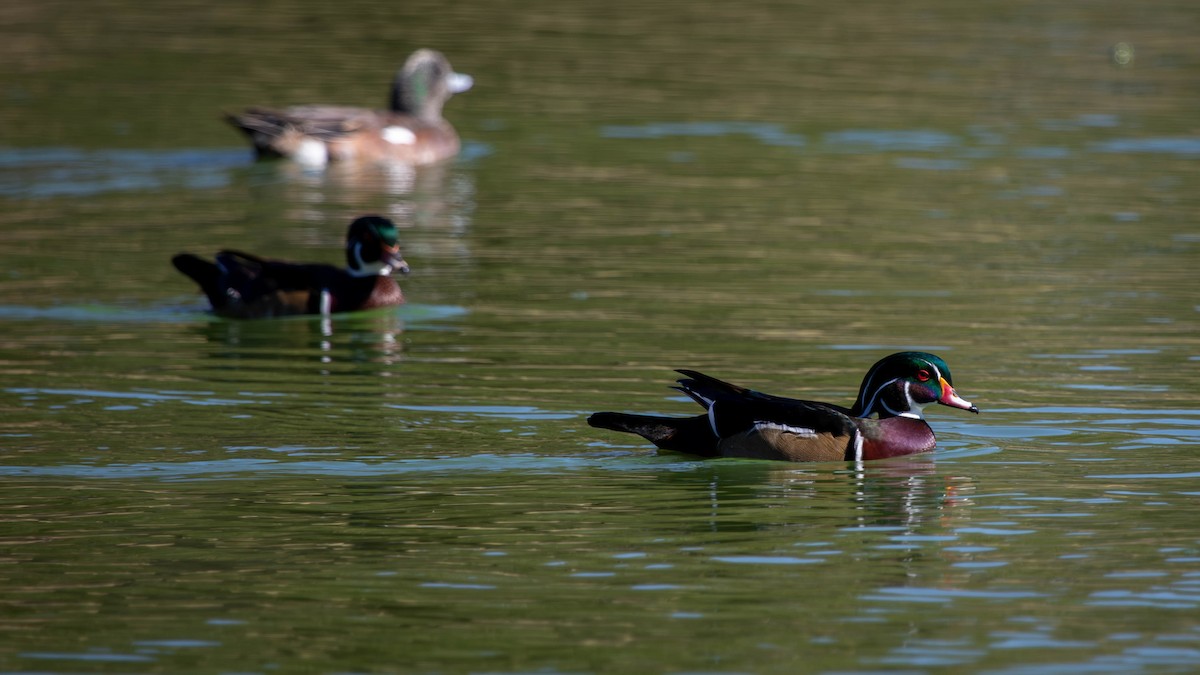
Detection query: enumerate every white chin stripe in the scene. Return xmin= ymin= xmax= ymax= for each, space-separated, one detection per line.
xmin=383 ymin=126 xmax=417 ymax=145
xmin=753 ymin=421 xmax=816 ymax=437
xmin=882 ymin=398 xmax=924 ymax=420
xmin=901 ymin=381 xmax=928 ymax=418
xmin=348 ymin=261 xmax=389 ymax=278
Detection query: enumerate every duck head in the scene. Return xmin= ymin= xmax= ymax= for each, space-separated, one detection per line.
xmin=390 ymin=49 xmax=473 ymax=119
xmin=851 ymin=351 xmax=978 ymax=419
xmin=346 ymin=215 xmax=410 ymax=277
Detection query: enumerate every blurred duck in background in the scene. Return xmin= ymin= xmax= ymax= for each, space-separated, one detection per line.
xmin=226 ymin=49 xmax=472 ymax=167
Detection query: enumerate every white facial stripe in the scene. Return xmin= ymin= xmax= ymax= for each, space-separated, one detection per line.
xmin=860 ymin=377 xmax=900 ymax=417
xmin=902 ymin=380 xmax=926 ymax=419
xmin=753 ymin=421 xmax=817 ymax=437
xmin=347 ymin=242 xmax=366 ymax=276
xmin=855 ymin=364 xmax=883 ymax=411
xmin=919 ymin=358 xmax=944 ymax=387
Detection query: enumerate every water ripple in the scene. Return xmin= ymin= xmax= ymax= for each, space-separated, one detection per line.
xmin=600 ymin=121 xmax=806 ymax=147
xmin=1090 ymin=137 xmax=1200 ymax=157
xmin=0 ymin=454 xmax=705 ymax=481
xmin=0 ymin=302 xmax=467 ymax=325
xmin=711 ymin=555 xmax=822 ymax=565
xmin=0 ymin=147 xmax=247 ymax=198
xmin=823 ymin=128 xmax=959 ymax=151
xmin=867 ymin=587 xmax=1044 ymax=603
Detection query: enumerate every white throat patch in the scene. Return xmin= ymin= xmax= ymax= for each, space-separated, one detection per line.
xmin=880 ymin=381 xmax=926 ymax=419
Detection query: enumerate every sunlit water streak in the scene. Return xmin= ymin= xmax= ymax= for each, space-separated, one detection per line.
xmin=0 ymin=302 xmax=468 ymax=324
xmin=0 ymin=143 xmax=494 ymax=199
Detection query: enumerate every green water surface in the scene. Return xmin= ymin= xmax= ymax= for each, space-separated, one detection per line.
xmin=2 ymin=0 xmax=1199 ymax=672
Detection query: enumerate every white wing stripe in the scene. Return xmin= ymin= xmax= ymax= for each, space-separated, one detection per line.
xmin=753 ymin=421 xmax=817 ymax=437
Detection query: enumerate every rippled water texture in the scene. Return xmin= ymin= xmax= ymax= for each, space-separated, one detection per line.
xmin=1 ymin=0 xmax=1199 ymax=672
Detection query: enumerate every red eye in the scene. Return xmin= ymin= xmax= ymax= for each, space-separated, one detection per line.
xmin=916 ymin=369 xmax=931 ymax=382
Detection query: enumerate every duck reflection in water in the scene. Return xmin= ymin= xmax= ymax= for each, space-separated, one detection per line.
xmin=188 ymin=309 xmax=407 ymax=371
xmin=643 ymin=455 xmax=971 ymax=534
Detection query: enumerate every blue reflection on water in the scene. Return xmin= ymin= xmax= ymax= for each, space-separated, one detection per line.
xmin=1090 ymin=137 xmax=1200 ymax=156
xmin=600 ymin=121 xmax=806 ymax=147
xmin=8 ymin=386 xmax=260 ymax=406
xmin=893 ymin=157 xmax=968 ymax=170
xmin=0 ymin=144 xmax=493 ymax=198
xmin=0 ymin=302 xmax=467 ymax=324
xmin=0 ymin=454 xmax=705 ymax=481
xmin=823 ymin=128 xmax=959 ymax=151
xmin=0 ymin=147 xmax=248 ymax=198
xmin=386 ymin=403 xmax=575 ymax=420
xmin=20 ymin=651 xmax=156 ymax=663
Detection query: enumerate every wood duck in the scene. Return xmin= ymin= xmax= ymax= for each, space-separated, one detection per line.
xmin=588 ymin=352 xmax=979 ymax=462
xmin=172 ymin=215 xmax=409 ymax=319
xmin=225 ymin=49 xmax=473 ymax=166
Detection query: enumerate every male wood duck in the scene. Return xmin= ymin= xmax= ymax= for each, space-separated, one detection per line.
xmin=172 ymin=215 xmax=409 ymax=319
xmin=225 ymin=49 xmax=472 ymax=166
xmin=588 ymin=352 xmax=979 ymax=462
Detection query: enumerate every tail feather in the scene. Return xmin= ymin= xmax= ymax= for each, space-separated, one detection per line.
xmin=172 ymin=254 xmax=226 ymax=309
xmin=671 ymin=385 xmax=714 ymax=409
xmin=224 ymin=110 xmax=293 ymax=158
xmin=675 ymin=369 xmax=757 ymax=404
xmin=587 ymin=412 xmax=718 ymax=456
xmin=225 ymin=108 xmax=301 ymax=135
xmin=676 ymin=369 xmax=811 ymax=409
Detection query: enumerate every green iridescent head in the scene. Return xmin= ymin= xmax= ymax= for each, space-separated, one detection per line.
xmin=346 ymin=215 xmax=408 ymax=277
xmin=851 ymin=351 xmax=978 ymax=419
